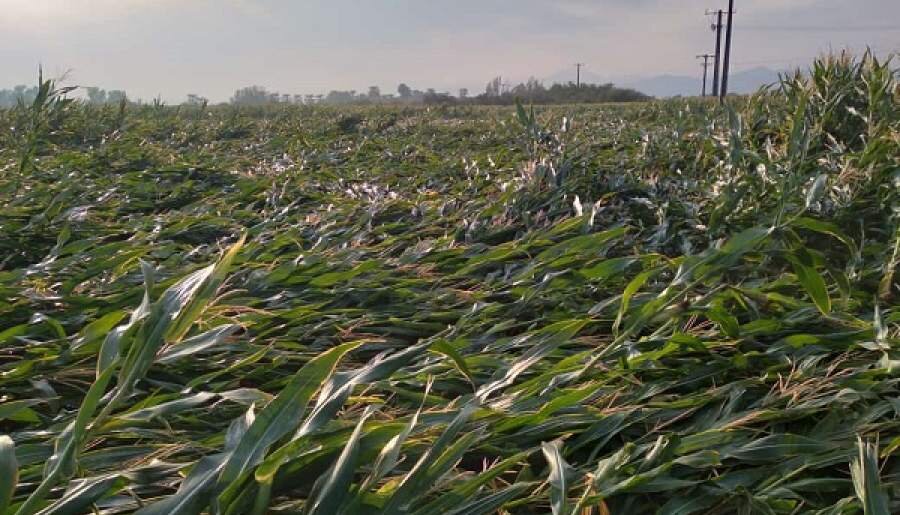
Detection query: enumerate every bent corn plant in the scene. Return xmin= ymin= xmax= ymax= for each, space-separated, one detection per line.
xmin=0 ymin=53 xmax=898 ymax=514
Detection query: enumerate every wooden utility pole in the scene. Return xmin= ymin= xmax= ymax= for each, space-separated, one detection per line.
xmin=697 ymin=54 xmax=714 ymax=97
xmin=707 ymin=9 xmax=724 ymax=97
xmin=720 ymin=0 xmax=736 ymax=102
xmin=575 ymin=63 xmax=585 ymax=87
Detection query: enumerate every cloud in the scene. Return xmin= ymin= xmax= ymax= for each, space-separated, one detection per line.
xmin=0 ymin=0 xmax=187 ymax=33
xmin=0 ymin=0 xmax=162 ymax=21
xmin=0 ymin=0 xmax=896 ymax=102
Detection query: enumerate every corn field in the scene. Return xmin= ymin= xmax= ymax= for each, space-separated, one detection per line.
xmin=0 ymin=54 xmax=898 ymax=514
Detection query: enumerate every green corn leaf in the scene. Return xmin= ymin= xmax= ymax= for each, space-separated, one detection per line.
xmin=613 ymin=268 xmax=660 ymax=336
xmin=726 ymin=434 xmax=832 ymax=463
xmin=0 ymin=400 xmax=43 ymax=424
xmin=431 ymin=339 xmax=475 ymax=387
xmin=15 ymin=364 xmax=120 ymax=515
xmin=136 ymin=454 xmax=229 ymax=515
xmin=355 ymin=381 xmax=432 ymax=502
xmin=302 ymin=407 xmax=375 ymax=515
xmin=788 ymin=247 xmax=832 ymax=314
xmin=216 ymin=341 xmax=362 ymax=490
xmin=414 ymin=450 xmax=534 ymax=515
xmin=296 ymin=339 xmax=431 ymax=439
xmin=476 ymin=320 xmax=587 ymax=402
xmin=309 ymin=260 xmax=378 ymax=288
xmin=166 ymin=235 xmax=245 ymax=342
xmin=850 ymin=437 xmax=889 ymax=515
xmin=579 ymin=257 xmax=640 ymax=282
xmin=441 ymin=483 xmax=535 ymax=515
xmin=136 ymin=407 xmax=255 ymax=515
xmin=157 ymin=324 xmax=241 ymax=364
xmin=0 ymin=435 xmax=16 ymax=514
xmin=102 ymin=392 xmax=217 ymax=430
xmin=34 ymin=474 xmax=128 ymax=515
xmin=541 ymin=440 xmax=575 ymax=515
xmin=108 ymin=238 xmax=243 ymax=416
xmin=381 ymin=403 xmax=477 ymax=514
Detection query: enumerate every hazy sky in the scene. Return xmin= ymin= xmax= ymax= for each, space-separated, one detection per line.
xmin=1 ymin=0 xmax=897 ymax=102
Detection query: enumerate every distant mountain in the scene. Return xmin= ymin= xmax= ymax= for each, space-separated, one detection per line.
xmin=541 ymin=66 xmax=784 ymax=98
xmin=623 ymin=67 xmax=783 ymax=98
xmin=621 ymin=74 xmax=699 ymax=98
xmin=723 ymin=67 xmax=785 ymax=94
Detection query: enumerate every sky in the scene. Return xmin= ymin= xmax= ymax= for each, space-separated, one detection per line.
xmin=1 ymin=0 xmax=897 ymax=102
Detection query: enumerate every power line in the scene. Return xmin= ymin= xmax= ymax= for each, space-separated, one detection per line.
xmin=740 ymin=24 xmax=900 ymax=32
xmin=696 ymin=54 xmax=714 ymax=97
xmin=730 ymin=57 xmax=810 ymax=67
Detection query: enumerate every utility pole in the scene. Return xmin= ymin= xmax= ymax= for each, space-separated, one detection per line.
xmin=720 ymin=0 xmax=736 ymax=102
xmin=696 ymin=54 xmax=713 ymax=97
xmin=706 ymin=9 xmax=724 ymax=97
xmin=575 ymin=63 xmax=585 ymax=88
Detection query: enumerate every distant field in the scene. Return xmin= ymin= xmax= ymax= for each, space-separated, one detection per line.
xmin=1 ymin=54 xmax=898 ymax=514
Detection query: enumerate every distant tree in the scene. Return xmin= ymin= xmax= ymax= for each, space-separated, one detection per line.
xmin=85 ymin=87 xmax=107 ymax=104
xmin=472 ymin=76 xmax=649 ymax=105
xmin=424 ymin=90 xmax=456 ymax=105
xmin=485 ymin=77 xmax=502 ymax=97
xmin=325 ymin=90 xmax=356 ymax=104
xmin=107 ymin=90 xmax=126 ymax=103
xmin=82 ymin=87 xmax=127 ymax=105
xmin=458 ymin=88 xmax=468 ymax=99
xmin=293 ymin=94 xmax=304 ymax=104
xmin=0 ymin=84 xmax=39 ymax=107
xmin=232 ymin=85 xmax=274 ymax=105
xmin=185 ymin=93 xmax=207 ymax=105
xmin=397 ymin=83 xmax=412 ymax=99
xmin=368 ymin=86 xmax=381 ymax=100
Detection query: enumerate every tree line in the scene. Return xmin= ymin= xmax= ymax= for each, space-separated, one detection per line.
xmin=1 ymin=76 xmax=650 ymax=108
xmin=229 ymin=77 xmax=649 ymax=106
xmin=0 ymin=85 xmax=129 ymax=107
xmin=476 ymin=77 xmax=650 ymax=105
xmin=229 ymin=83 xmax=450 ymax=105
